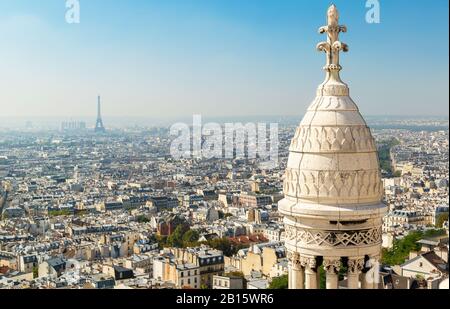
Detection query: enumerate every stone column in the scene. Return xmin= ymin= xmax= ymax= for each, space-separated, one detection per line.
xmin=323 ymin=257 xmax=341 ymax=289
xmin=288 ymin=258 xmax=294 ymax=289
xmin=347 ymin=257 xmax=365 ymax=289
xmin=302 ymin=256 xmax=318 ymax=289
xmin=293 ymin=258 xmax=305 ymax=289
xmin=292 ymin=265 xmax=305 ymax=289
xmin=361 ymin=255 xmax=379 ymax=289
xmin=360 ymin=273 xmax=373 ymax=289
xmin=288 ymin=252 xmax=305 ymax=289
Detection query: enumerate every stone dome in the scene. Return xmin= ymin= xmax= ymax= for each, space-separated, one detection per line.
xmin=279 ymin=25 xmax=385 ymax=220
xmin=282 ymin=83 xmax=383 ymax=207
xmin=279 ymin=5 xmax=387 ymax=289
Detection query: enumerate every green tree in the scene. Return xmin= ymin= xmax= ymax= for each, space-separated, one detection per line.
xmin=182 ymin=229 xmax=200 ymax=247
xmin=33 ymin=266 xmax=39 ymax=279
xmin=136 ymin=215 xmax=150 ymax=223
xmin=75 ymin=210 xmax=88 ymax=217
xmin=319 ymin=266 xmax=326 ymax=289
xmin=423 ymin=229 xmax=446 ymax=238
xmin=382 ymin=229 xmax=445 ymax=265
xmin=225 ymin=271 xmax=245 ymax=278
xmin=167 ymin=225 xmax=187 ymax=248
xmin=436 ymin=213 xmax=449 ymax=228
xmin=204 ymin=238 xmax=248 ymax=257
xmin=269 ymin=275 xmax=288 ymax=289
xmin=382 ymin=231 xmax=423 ymax=265
xmin=205 ymin=238 xmax=232 ymax=256
xmin=393 ymin=170 xmax=402 ymax=177
xmin=156 ymin=235 xmax=168 ymax=249
xmin=217 ymin=211 xmax=234 ymax=220
xmin=224 ymin=213 xmax=234 ymax=219
xmin=378 ymin=138 xmax=400 ymax=177
xmin=338 ymin=265 xmax=348 ymax=282
xmin=218 ymin=210 xmax=225 ymax=220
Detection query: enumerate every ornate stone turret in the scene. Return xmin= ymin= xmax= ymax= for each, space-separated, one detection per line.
xmin=279 ymin=5 xmax=387 ymax=289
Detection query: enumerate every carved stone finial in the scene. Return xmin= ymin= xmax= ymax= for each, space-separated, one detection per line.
xmin=327 ymin=4 xmax=339 ymax=26
xmin=317 ymin=4 xmax=348 ymax=75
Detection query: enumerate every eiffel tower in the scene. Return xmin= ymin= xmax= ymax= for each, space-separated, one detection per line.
xmin=95 ymin=95 xmax=106 ymax=133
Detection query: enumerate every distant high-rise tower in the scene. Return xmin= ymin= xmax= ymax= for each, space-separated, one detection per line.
xmin=95 ymin=95 xmax=106 ymax=133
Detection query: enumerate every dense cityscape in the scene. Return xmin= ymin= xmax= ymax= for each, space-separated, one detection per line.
xmin=1 ymin=0 xmax=448 ymax=298
xmin=0 ymin=116 xmax=448 ymax=290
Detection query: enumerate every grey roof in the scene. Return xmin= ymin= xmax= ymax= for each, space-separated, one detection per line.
xmin=23 ymin=255 xmax=38 ymax=263
xmin=417 ymin=239 xmax=440 ymax=246
xmin=47 ymin=257 xmax=66 ymax=268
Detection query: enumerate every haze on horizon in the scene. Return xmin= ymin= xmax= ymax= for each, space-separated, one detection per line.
xmin=0 ymin=0 xmax=448 ymax=119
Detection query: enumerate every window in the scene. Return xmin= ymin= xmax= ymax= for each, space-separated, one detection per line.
xmin=181 ymin=272 xmax=184 ymax=277
xmin=419 ymin=262 xmax=423 ymax=267
xmin=188 ymin=279 xmax=191 ymax=285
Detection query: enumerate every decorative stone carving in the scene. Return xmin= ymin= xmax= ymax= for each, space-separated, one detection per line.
xmin=347 ymin=257 xmax=365 ymax=274
xmin=300 ymin=256 xmax=317 ymax=270
xmin=316 ymin=85 xmax=349 ymax=97
xmin=285 ymin=225 xmax=297 ymax=239
xmin=289 ymin=126 xmax=376 ymax=153
xmin=285 ymin=226 xmax=382 ymax=248
xmin=317 ymin=4 xmax=348 ymax=74
xmin=287 ymin=252 xmax=303 ymax=270
xmin=323 ymin=258 xmax=342 ymax=274
xmin=292 ymin=259 xmax=302 ymax=270
xmin=287 ymin=251 xmax=317 ymax=270
xmin=283 ymin=169 xmax=383 ymax=200
xmin=307 ymin=96 xmax=358 ymax=111
xmin=287 ymin=251 xmax=294 ymax=261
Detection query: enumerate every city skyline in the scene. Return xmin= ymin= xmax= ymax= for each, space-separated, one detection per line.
xmin=0 ymin=0 xmax=449 ymax=118
xmin=0 ymin=2 xmax=448 ymax=295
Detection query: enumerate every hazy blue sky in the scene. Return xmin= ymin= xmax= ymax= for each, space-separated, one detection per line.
xmin=0 ymin=0 xmax=448 ymax=119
